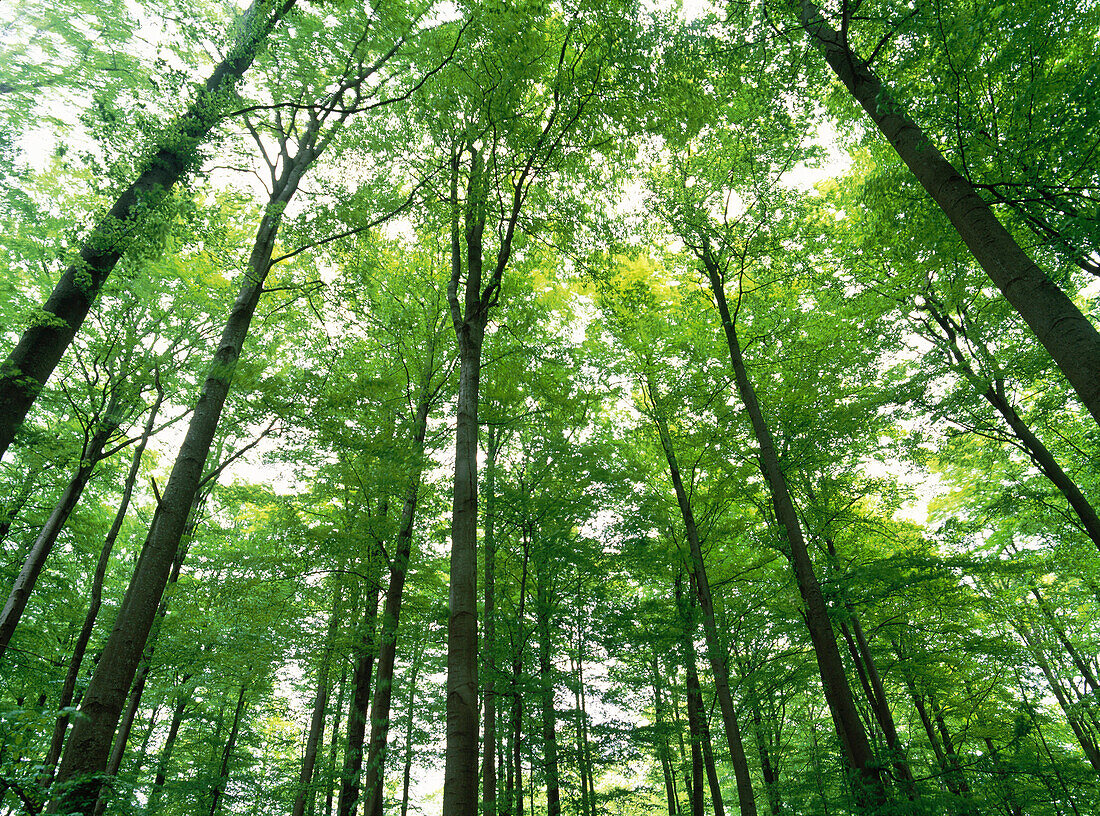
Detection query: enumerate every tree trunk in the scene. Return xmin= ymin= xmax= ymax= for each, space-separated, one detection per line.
xmin=535 ymin=557 xmax=561 ymax=816
xmin=362 ymin=385 xmax=435 ymax=816
xmin=93 ymin=485 xmax=208 ymax=816
xmin=324 ymin=655 xmax=350 ymax=816
xmin=294 ymin=581 xmax=344 ymax=816
xmin=653 ymin=653 xmax=680 ymax=816
xmin=144 ymin=675 xmax=193 ymax=816
xmin=0 ymin=0 xmax=296 ymax=460
xmin=444 ymin=147 xmax=491 ymax=816
xmin=702 ymin=251 xmax=886 ymax=808
xmin=921 ymin=299 xmax=1100 ymax=550
xmin=209 ymin=682 xmax=249 ymax=816
xmin=646 ymin=378 xmax=757 ymax=816
xmin=337 ymin=570 xmax=382 ymax=816
xmin=481 ymin=427 xmax=500 ymax=816
xmin=700 ymin=701 xmax=727 ymax=816
xmin=677 ymin=581 xmax=705 ymax=816
xmin=50 ymin=120 xmax=319 ymax=814
xmin=0 ymin=400 xmax=121 ymax=656
xmin=797 ymin=0 xmax=1100 ymax=426
xmin=512 ymin=531 xmax=530 ymax=816
xmin=398 ymin=632 xmax=425 ymax=816
xmin=42 ymin=386 xmax=164 ymax=784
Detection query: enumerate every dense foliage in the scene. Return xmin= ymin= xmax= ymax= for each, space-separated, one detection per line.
xmin=0 ymin=0 xmax=1098 ymax=814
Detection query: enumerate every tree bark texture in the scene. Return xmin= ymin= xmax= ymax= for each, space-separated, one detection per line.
xmin=337 ymin=571 xmax=381 ymax=816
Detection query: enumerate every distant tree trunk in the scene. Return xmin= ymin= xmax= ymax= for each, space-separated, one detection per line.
xmin=645 ymin=377 xmax=757 ymax=816
xmin=535 ymin=557 xmax=561 ymax=816
xmin=50 ymin=117 xmax=324 ymax=814
xmin=699 ymin=703 xmax=727 ymax=816
xmin=209 ymin=682 xmax=249 ymax=816
xmin=362 ymin=382 xmax=436 ymax=816
xmin=337 ymin=568 xmax=382 ymax=816
xmin=1029 ymin=586 xmax=1100 ymax=696
xmin=0 ymin=397 xmax=122 ymax=656
xmin=511 ymin=532 xmax=531 ymax=816
xmin=0 ymin=464 xmax=43 ymax=546
xmin=983 ymin=737 xmax=1024 ymax=816
xmin=42 ymin=384 xmax=164 ymax=784
xmin=890 ymin=637 xmax=974 ymax=808
xmin=733 ymin=651 xmax=779 ymax=816
xmin=294 ymin=581 xmax=344 ymax=816
xmin=144 ymin=675 xmax=193 ymax=816
xmin=824 ymin=536 xmax=916 ymax=798
xmin=797 ymin=0 xmax=1100 ymax=426
xmin=676 ymin=578 xmax=704 ymax=816
xmin=701 ymin=247 xmax=887 ymax=808
xmin=481 ymin=427 xmax=500 ymax=816
xmin=0 ymin=0 xmax=297 ymax=460
xmin=653 ymin=653 xmax=679 ymax=816
xmin=920 ymin=298 xmax=1100 ymax=550
xmin=324 ymin=657 xmax=350 ymax=816
xmin=399 ymin=633 xmax=425 ymax=816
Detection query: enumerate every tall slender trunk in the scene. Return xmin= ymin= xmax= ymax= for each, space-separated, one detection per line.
xmin=676 ymin=579 xmax=704 ymax=816
xmin=444 ymin=148 xmax=488 ymax=816
xmin=535 ymin=557 xmax=560 ymax=816
xmin=702 ymin=251 xmax=886 ymax=808
xmin=481 ymin=427 xmax=500 ymax=816
xmin=294 ymin=581 xmax=344 ymax=816
xmin=653 ymin=653 xmax=679 ymax=816
xmin=324 ymin=655 xmax=350 ymax=816
xmin=1030 ymin=586 xmax=1100 ymax=696
xmin=699 ymin=700 xmax=727 ymax=816
xmin=921 ymin=299 xmax=1100 ymax=549
xmin=0 ymin=0 xmax=297 ymax=460
xmin=398 ymin=633 xmax=425 ymax=816
xmin=337 ymin=569 xmax=382 ymax=816
xmin=797 ymin=0 xmax=1100 ymax=425
xmin=144 ymin=675 xmax=193 ymax=816
xmin=362 ymin=385 xmax=435 ymax=816
xmin=0 ymin=398 xmax=121 ymax=656
xmin=512 ymin=532 xmax=530 ymax=816
xmin=209 ymin=682 xmax=249 ymax=816
xmin=645 ymin=378 xmax=757 ymax=816
xmin=733 ymin=651 xmax=779 ymax=816
xmin=50 ymin=119 xmax=321 ymax=814
xmin=42 ymin=386 xmax=164 ymax=784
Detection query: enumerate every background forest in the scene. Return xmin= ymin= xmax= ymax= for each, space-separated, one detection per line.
xmin=0 ymin=0 xmax=1098 ymax=814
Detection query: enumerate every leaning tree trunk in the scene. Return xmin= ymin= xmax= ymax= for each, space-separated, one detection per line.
xmin=42 ymin=386 xmax=164 ymax=785
xmin=337 ymin=563 xmax=382 ymax=816
xmin=49 ymin=119 xmax=320 ymax=815
xmin=920 ymin=299 xmax=1100 ymax=550
xmin=0 ymin=398 xmax=122 ymax=656
xmin=676 ymin=580 xmax=705 ymax=816
xmin=361 ymin=384 xmax=435 ymax=816
xmin=646 ymin=379 xmax=757 ymax=816
xmin=208 ymin=682 xmax=249 ymax=816
xmin=702 ymin=251 xmax=887 ymax=808
xmin=144 ymin=674 xmax=194 ymax=816
xmin=293 ymin=581 xmax=344 ymax=816
xmin=0 ymin=0 xmax=296 ymax=460
xmin=797 ymin=0 xmax=1100 ymax=426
